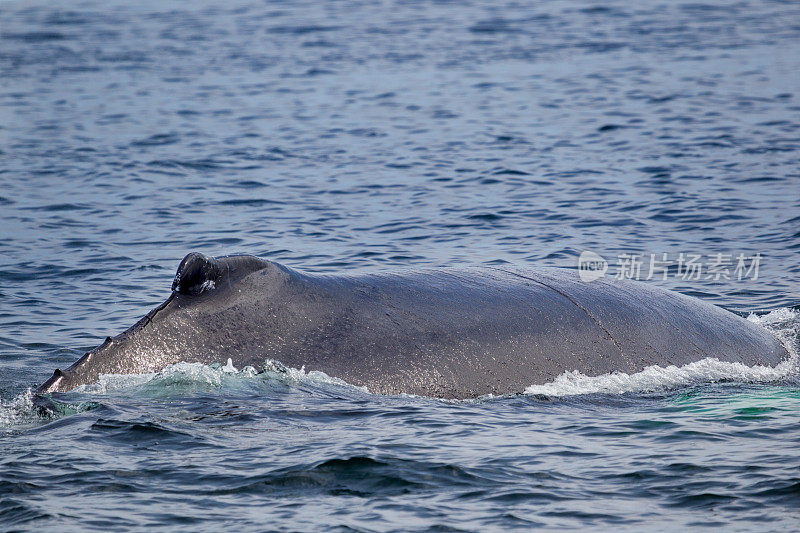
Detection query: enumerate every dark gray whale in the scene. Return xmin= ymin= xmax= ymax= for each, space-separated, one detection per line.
xmin=37 ymin=253 xmax=789 ymax=398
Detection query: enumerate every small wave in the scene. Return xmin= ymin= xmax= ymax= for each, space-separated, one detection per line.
xmin=747 ymin=306 xmax=800 ymax=332
xmin=1 ymin=388 xmax=102 ymax=428
xmin=523 ymin=358 xmax=797 ymax=398
xmin=77 ymin=358 xmax=367 ymax=396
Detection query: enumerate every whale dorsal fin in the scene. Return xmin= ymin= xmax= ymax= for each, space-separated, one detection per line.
xmin=172 ymin=252 xmax=222 ymax=295
xmin=172 ymin=252 xmax=271 ymax=295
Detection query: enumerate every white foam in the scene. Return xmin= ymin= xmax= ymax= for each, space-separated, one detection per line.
xmin=748 ymin=307 xmax=800 ymax=337
xmin=0 ymin=389 xmax=35 ymax=427
xmin=523 ymin=358 xmax=797 ymax=397
xmin=222 ymin=358 xmax=238 ymax=373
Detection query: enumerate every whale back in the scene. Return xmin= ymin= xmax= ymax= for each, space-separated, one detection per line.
xmin=37 ymin=256 xmax=789 ymax=398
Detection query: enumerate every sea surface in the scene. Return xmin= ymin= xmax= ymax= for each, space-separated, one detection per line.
xmin=1 ymin=0 xmax=800 ymax=530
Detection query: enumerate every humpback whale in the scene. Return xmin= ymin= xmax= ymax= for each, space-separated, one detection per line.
xmin=36 ymin=253 xmax=789 ymax=399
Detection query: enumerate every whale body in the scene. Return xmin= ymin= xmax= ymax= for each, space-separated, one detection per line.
xmin=37 ymin=253 xmax=789 ymax=399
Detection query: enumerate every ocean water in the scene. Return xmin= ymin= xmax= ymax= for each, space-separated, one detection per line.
xmin=1 ymin=0 xmax=800 ymax=530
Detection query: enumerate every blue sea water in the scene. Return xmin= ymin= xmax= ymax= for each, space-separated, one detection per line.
xmin=1 ymin=0 xmax=800 ymax=530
